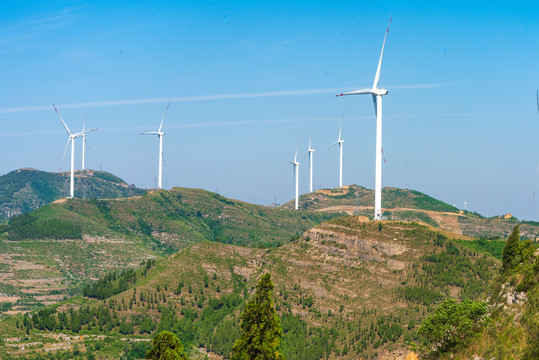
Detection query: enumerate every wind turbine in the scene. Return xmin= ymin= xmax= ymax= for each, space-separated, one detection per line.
xmin=140 ymin=101 xmax=171 ymax=189
xmin=289 ymin=149 xmax=300 ymax=210
xmin=328 ymin=117 xmax=345 ymax=188
xmin=336 ymin=18 xmax=392 ymax=220
xmin=81 ymin=113 xmax=97 ymax=170
xmin=308 ymin=132 xmax=315 ymax=193
xmin=54 ymin=105 xmax=95 ymax=199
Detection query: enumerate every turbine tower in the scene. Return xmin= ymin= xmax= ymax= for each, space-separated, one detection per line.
xmin=140 ymin=101 xmax=171 ymax=189
xmin=336 ymin=18 xmax=392 ymax=220
xmin=289 ymin=150 xmax=300 ymax=210
xmin=54 ymin=105 xmax=95 ymax=199
xmin=308 ymin=134 xmax=315 ymax=193
xmin=329 ymin=117 xmax=344 ymax=188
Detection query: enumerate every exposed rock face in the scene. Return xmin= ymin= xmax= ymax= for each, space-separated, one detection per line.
xmin=302 ymin=221 xmax=409 ymax=270
xmin=499 ymin=282 xmax=527 ymax=309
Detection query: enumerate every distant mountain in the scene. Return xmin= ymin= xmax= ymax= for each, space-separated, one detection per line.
xmin=0 ymin=168 xmax=146 ymax=222
xmin=0 ymin=217 xmax=500 ymax=359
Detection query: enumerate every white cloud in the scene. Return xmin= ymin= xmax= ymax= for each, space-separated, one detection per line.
xmin=0 ymin=84 xmax=451 ymax=114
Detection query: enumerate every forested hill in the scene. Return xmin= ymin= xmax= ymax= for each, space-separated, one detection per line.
xmin=0 ymin=168 xmax=146 ymax=222
xmin=10 ymin=186 xmax=337 ymax=251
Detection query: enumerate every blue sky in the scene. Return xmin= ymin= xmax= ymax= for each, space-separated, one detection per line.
xmin=1 ymin=0 xmax=538 ymax=220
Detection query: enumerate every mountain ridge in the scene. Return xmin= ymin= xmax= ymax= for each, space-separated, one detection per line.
xmin=0 ymin=168 xmax=146 ymax=222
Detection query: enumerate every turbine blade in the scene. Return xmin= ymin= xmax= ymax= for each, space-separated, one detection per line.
xmin=294 ymin=148 xmax=298 ymax=163
xmin=373 ymin=17 xmax=392 ymax=89
xmin=336 ymin=89 xmax=373 ymax=96
xmin=53 ymin=104 xmax=71 ymax=135
xmin=82 ymin=112 xmax=87 ymax=132
xmin=159 ymin=101 xmax=171 ymax=132
xmin=60 ymin=138 xmax=70 ymax=171
xmin=328 ymin=141 xmax=338 ymax=150
xmin=85 ymin=138 xmax=92 ymax=151
xmin=76 ymin=128 xmax=97 ymax=137
xmin=372 ymin=95 xmax=378 ymax=116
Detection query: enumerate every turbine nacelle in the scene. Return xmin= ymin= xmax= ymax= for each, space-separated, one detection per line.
xmin=72 ymin=129 xmax=97 ymax=139
xmin=336 ymin=88 xmax=388 ymax=97
xmin=140 ymin=131 xmax=165 ymax=136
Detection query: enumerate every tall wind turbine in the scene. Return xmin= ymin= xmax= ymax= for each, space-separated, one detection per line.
xmin=336 ymin=18 xmax=392 ymax=220
xmin=80 ymin=113 xmax=97 ymax=170
xmin=308 ymin=133 xmax=315 ymax=193
xmin=289 ymin=149 xmax=300 ymax=210
xmin=140 ymin=101 xmax=171 ymax=189
xmin=54 ymin=105 xmax=95 ymax=199
xmin=328 ymin=117 xmax=344 ymax=188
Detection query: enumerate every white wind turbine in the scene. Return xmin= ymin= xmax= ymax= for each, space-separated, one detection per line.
xmin=336 ymin=18 xmax=392 ymax=220
xmin=54 ymin=105 xmax=96 ymax=199
xmin=140 ymin=101 xmax=171 ymax=189
xmin=328 ymin=117 xmax=344 ymax=188
xmin=80 ymin=113 xmax=97 ymax=170
xmin=308 ymin=133 xmax=315 ymax=193
xmin=289 ymin=149 xmax=300 ymax=210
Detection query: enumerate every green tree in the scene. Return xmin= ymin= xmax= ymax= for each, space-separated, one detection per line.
xmin=418 ymin=298 xmax=488 ymax=354
xmin=146 ymin=331 xmax=187 ymax=360
xmin=231 ymin=273 xmax=284 ymax=360
xmin=502 ymin=225 xmax=520 ymax=273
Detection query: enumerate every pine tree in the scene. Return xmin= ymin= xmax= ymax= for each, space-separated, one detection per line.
xmin=502 ymin=225 xmax=520 ymax=273
xmin=231 ymin=273 xmax=284 ymax=360
xmin=145 ymin=331 xmax=187 ymax=360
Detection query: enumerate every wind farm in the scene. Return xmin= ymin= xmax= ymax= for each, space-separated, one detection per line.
xmin=0 ymin=2 xmax=538 ymax=360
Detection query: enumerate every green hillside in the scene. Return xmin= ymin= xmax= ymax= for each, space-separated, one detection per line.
xmin=0 ymin=168 xmax=146 ymax=222
xmin=0 ymin=187 xmax=336 ymax=313
xmin=0 ymin=218 xmax=500 ymax=359
xmin=415 ymin=227 xmax=539 ymax=360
